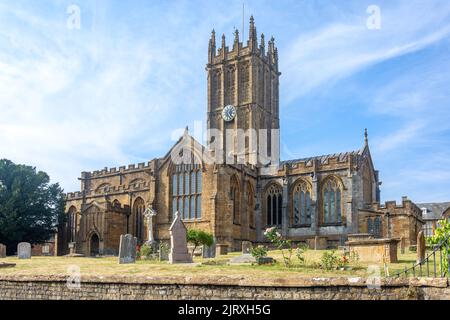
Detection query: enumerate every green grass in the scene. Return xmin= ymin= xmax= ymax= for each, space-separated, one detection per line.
xmin=0 ymin=249 xmax=432 ymax=280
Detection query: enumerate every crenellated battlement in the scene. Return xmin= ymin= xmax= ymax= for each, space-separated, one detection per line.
xmin=81 ymin=161 xmax=156 ymax=179
xmin=66 ymin=181 xmax=151 ymax=200
xmin=208 ymin=16 xmax=279 ymax=70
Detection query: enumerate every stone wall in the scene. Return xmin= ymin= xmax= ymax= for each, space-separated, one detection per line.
xmin=0 ymin=275 xmax=448 ymax=300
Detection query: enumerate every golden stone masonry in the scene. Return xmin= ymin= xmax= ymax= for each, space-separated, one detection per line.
xmin=59 ymin=17 xmax=423 ymax=256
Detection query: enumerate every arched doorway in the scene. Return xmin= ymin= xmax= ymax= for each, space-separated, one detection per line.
xmin=90 ymin=233 xmax=100 ymax=257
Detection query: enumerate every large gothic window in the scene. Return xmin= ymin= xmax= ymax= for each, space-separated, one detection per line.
xmin=265 ymin=183 xmax=283 ymax=227
xmin=367 ymin=217 xmax=382 ymax=238
xmin=292 ymin=179 xmax=312 ymax=226
xmin=247 ymin=182 xmax=255 ymax=228
xmin=133 ymin=197 xmax=145 ymax=242
xmin=171 ymin=162 xmax=202 ymax=221
xmin=321 ymin=176 xmax=343 ymax=225
xmin=231 ymin=176 xmax=240 ymax=225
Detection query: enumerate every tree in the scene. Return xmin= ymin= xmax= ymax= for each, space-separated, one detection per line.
xmin=0 ymin=159 xmax=65 ymax=255
xmin=427 ymin=219 xmax=450 ymax=276
xmin=186 ymin=229 xmax=214 ymax=257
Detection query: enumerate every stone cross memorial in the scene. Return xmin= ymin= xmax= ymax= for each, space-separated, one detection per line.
xmin=417 ymin=230 xmax=426 ymax=263
xmin=169 ymin=212 xmax=192 ymax=264
xmin=118 ymin=234 xmax=137 ymax=264
xmin=144 ymin=206 xmax=157 ymax=248
xmin=17 ymin=242 xmax=31 ymax=259
xmin=0 ymin=244 xmax=6 ymax=258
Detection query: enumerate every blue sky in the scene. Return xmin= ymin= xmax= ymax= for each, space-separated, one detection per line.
xmin=0 ymin=0 xmax=450 ymax=203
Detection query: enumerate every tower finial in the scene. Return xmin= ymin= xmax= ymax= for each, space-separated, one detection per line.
xmin=364 ymin=128 xmax=369 ymax=146
xmin=248 ymin=15 xmax=257 ymax=51
xmin=208 ymin=29 xmax=216 ymax=62
xmin=222 ymin=33 xmax=226 ymax=48
xmin=233 ymin=29 xmax=240 ymax=51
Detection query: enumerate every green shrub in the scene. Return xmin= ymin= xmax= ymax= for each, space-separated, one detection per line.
xmin=186 ymin=229 xmax=214 ymax=257
xmin=320 ymin=251 xmax=339 ymax=270
xmin=140 ymin=244 xmax=154 ymax=260
xmin=251 ymin=246 xmax=268 ymax=260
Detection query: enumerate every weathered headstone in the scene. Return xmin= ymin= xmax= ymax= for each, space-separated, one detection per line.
xmin=242 ymin=241 xmax=252 ymax=254
xmin=202 ymin=243 xmax=216 ymax=258
xmin=169 ymin=212 xmax=192 ymax=264
xmin=216 ymin=244 xmax=229 ymax=256
xmin=17 ymin=242 xmax=31 ymax=259
xmin=400 ymin=237 xmax=406 ymax=254
xmin=0 ymin=244 xmax=6 ymax=258
xmin=118 ymin=234 xmax=137 ymax=264
xmin=417 ymin=230 xmax=426 ymax=263
xmin=158 ymin=242 xmax=169 ymax=261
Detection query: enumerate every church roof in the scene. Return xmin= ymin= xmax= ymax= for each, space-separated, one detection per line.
xmin=417 ymin=202 xmax=450 ymax=221
xmin=281 ymin=149 xmax=364 ymax=166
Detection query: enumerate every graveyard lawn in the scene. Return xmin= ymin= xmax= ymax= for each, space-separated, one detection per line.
xmin=0 ymin=250 xmax=432 ymax=280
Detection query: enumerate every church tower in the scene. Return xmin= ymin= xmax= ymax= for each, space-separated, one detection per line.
xmin=206 ymin=16 xmax=281 ymax=167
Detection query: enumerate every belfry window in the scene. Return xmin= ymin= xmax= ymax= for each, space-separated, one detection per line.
xmin=171 ymin=161 xmax=202 ymax=220
xmin=266 ymin=183 xmax=283 ymax=227
xmin=321 ymin=177 xmax=343 ymax=225
xmin=292 ymin=180 xmax=312 ymax=226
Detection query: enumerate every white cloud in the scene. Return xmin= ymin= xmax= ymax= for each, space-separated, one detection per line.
xmin=282 ymin=1 xmax=450 ymax=102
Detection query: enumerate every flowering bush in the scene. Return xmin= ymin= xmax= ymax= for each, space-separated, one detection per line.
xmin=264 ymin=227 xmax=294 ymax=267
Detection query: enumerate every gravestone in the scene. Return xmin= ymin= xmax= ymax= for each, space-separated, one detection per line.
xmin=242 ymin=241 xmax=252 ymax=254
xmin=417 ymin=231 xmax=426 ymax=263
xmin=0 ymin=244 xmax=6 ymax=258
xmin=168 ymin=212 xmax=192 ymax=264
xmin=118 ymin=234 xmax=137 ymax=264
xmin=17 ymin=242 xmax=31 ymax=259
xmin=202 ymin=243 xmax=216 ymax=258
xmin=216 ymin=244 xmax=229 ymax=256
xmin=159 ymin=242 xmax=169 ymax=261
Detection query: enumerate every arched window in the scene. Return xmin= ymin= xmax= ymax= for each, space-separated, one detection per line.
xmin=231 ymin=176 xmax=240 ymax=225
xmin=292 ymin=179 xmax=312 ymax=226
xmin=171 ymin=158 xmax=202 ymax=221
xmin=374 ymin=217 xmax=382 ymax=238
xmin=247 ymin=182 xmax=255 ymax=228
xmin=67 ymin=206 xmax=77 ymax=243
xmin=367 ymin=218 xmax=373 ymax=235
xmin=265 ymin=183 xmax=283 ymax=227
xmin=321 ymin=176 xmax=343 ymax=225
xmin=133 ymin=197 xmax=145 ymax=242
xmin=112 ymin=199 xmax=121 ymax=208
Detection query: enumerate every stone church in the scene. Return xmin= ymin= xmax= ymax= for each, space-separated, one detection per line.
xmin=59 ymin=17 xmax=423 ymax=256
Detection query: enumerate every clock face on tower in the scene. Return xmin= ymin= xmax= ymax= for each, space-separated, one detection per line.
xmin=222 ymin=105 xmax=236 ymax=122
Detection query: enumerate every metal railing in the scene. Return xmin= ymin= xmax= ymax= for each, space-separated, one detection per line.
xmin=393 ymin=234 xmax=450 ymax=278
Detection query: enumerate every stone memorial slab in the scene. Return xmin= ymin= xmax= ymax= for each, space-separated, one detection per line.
xmin=229 ymin=253 xmax=256 ymax=265
xmin=118 ymin=234 xmax=137 ymax=264
xmin=242 ymin=241 xmax=252 ymax=254
xmin=17 ymin=242 xmax=31 ymax=259
xmin=169 ymin=212 xmax=192 ymax=264
xmin=417 ymin=231 xmax=426 ymax=263
xmin=0 ymin=244 xmax=6 ymax=258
